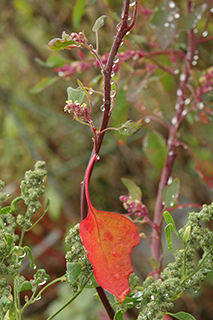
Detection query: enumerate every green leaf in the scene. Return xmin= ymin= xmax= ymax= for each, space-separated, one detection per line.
xmin=35 ymin=55 xmax=65 ymax=68
xmin=7 ymin=234 xmax=14 ymax=252
xmin=121 ymin=178 xmax=142 ymax=200
xmin=92 ymin=15 xmax=108 ymax=32
xmin=0 ymin=206 xmax=11 ymax=214
xmin=67 ymin=86 xmax=85 ymax=104
xmin=178 ymin=3 xmax=208 ymax=32
xmin=9 ymin=302 xmax=16 ymax=320
xmin=0 ymin=296 xmax=12 ymax=318
xmin=162 ymin=178 xmax=180 ymax=208
xmin=24 ymin=246 xmax=35 ymax=269
xmin=163 ymin=211 xmax=179 ymax=236
xmin=144 ymin=131 xmax=167 ymax=170
xmin=85 ymin=273 xmax=99 ymax=288
xmin=66 ymin=262 xmax=81 ymax=284
xmin=151 ymin=2 xmax=178 ymax=50
xmin=48 ymin=38 xmax=78 ymax=51
xmin=114 ymin=310 xmax=124 ymax=320
xmin=182 ymin=225 xmax=191 ymax=245
xmin=0 ymin=217 xmax=4 ymax=229
xmin=166 ymin=311 xmax=196 ymax=320
xmin=77 ymin=79 xmax=92 ymax=102
xmin=164 ymin=224 xmax=174 ymax=254
xmin=112 ymin=86 xmax=130 ymax=145
xmin=30 ymin=77 xmax=59 ymax=94
xmin=73 ymin=0 xmax=86 ymax=30
xmin=18 ymin=281 xmax=33 ymax=292
xmin=118 ymin=119 xmax=143 ymax=136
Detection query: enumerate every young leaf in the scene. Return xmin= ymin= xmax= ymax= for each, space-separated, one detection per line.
xmin=24 ymin=246 xmax=35 ymax=269
xmin=80 ymin=154 xmax=140 ymax=303
xmin=114 ymin=310 xmax=124 ymax=320
xmin=151 ymin=2 xmax=178 ymax=50
xmin=166 ymin=311 xmax=196 ymax=320
xmin=67 ymin=86 xmax=85 ymax=104
xmin=30 ymin=77 xmax=59 ymax=94
xmin=66 ymin=262 xmax=81 ymax=284
xmin=143 ymin=131 xmax=167 ymax=170
xmin=121 ymin=178 xmax=142 ymax=201
xmin=73 ymin=0 xmax=86 ymax=30
xmin=0 ymin=206 xmax=11 ymax=215
xmin=163 ymin=211 xmax=179 ymax=236
xmin=18 ymin=281 xmax=33 ymax=293
xmin=48 ymin=38 xmax=78 ymax=51
xmin=162 ymin=178 xmax=180 ymax=208
xmin=118 ymin=119 xmax=143 ymax=136
xmin=92 ymin=15 xmax=108 ymax=32
xmin=164 ymin=224 xmax=174 ymax=254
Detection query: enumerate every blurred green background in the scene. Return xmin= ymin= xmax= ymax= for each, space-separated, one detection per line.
xmin=1 ymin=0 xmax=213 ymax=319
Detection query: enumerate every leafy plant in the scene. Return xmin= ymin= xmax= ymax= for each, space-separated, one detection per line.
xmin=1 ymin=0 xmax=213 ymax=320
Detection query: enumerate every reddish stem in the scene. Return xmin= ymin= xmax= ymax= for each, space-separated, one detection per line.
xmin=149 ymin=1 xmax=198 ymax=275
xmin=80 ymin=1 xmax=139 ymax=319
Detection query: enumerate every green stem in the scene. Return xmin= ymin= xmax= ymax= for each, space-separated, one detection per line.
xmin=18 ymin=228 xmax=26 ymax=247
xmin=46 ymin=273 xmax=93 ymax=320
xmin=14 ymin=278 xmax=22 ymax=320
xmin=21 ymin=275 xmax=66 ymax=315
xmin=181 ymin=247 xmax=213 ymax=286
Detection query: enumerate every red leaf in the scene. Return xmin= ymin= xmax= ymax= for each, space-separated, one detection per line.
xmin=80 ymin=154 xmax=140 ymax=303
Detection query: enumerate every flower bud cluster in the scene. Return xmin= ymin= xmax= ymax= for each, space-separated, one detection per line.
xmin=120 ymin=195 xmax=148 ymax=217
xmin=18 ymin=161 xmax=47 ymax=228
xmin=197 ymin=66 xmax=213 ymax=100
xmin=65 ymin=224 xmax=92 ymax=290
xmin=70 ymin=32 xmax=88 ymax=45
xmin=64 ymin=100 xmax=92 ymax=124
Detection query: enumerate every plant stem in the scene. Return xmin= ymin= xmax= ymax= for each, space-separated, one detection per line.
xmin=149 ymin=0 xmax=198 ymax=275
xmin=80 ymin=1 xmax=138 ymax=319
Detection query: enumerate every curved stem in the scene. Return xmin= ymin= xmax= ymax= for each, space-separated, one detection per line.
xmin=80 ymin=1 xmax=139 ymax=319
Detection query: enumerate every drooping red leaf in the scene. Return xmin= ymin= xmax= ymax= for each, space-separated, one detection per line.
xmin=80 ymin=154 xmax=140 ymax=303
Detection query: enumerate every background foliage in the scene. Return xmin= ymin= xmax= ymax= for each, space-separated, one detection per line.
xmin=1 ymin=0 xmax=213 ymax=319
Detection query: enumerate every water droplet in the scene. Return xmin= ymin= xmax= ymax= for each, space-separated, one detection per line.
xmin=111 ymin=71 xmax=115 ymax=77
xmin=168 ymin=151 xmax=174 ymax=156
xmin=96 ymin=155 xmax=100 ymax=161
xmin=177 ymin=89 xmax=182 ymax=96
xmin=180 ymin=73 xmax=186 ymax=81
xmin=39 ymin=280 xmax=47 ymax=286
xmin=120 ymin=40 xmax=124 ymax=46
xmin=151 ymin=295 xmax=155 ymax=300
xmin=145 ymin=117 xmax=150 ymax=123
xmin=168 ymin=1 xmax=175 ymax=8
xmin=130 ymin=1 xmax=136 ymax=7
xmin=174 ymin=69 xmax=179 ymax=75
xmin=171 ymin=116 xmax=177 ymax=125
xmin=185 ymin=98 xmax=190 ymax=105
xmin=192 ymin=60 xmax=197 ymax=66
xmin=210 ymin=8 xmax=213 ymax=13
xmin=168 ymin=176 xmax=173 ymax=184
xmin=170 ymin=202 xmax=174 ymax=206
xmin=182 ymin=109 xmax=187 ymax=116
xmin=113 ymin=56 xmax=119 ymax=64
xmin=126 ymin=31 xmax=130 ymax=35
xmin=202 ymin=30 xmax=208 ymax=37
xmin=36 ymin=296 xmax=41 ymax=301
xmin=33 ymin=264 xmax=37 ymax=270
xmin=110 ymin=90 xmax=116 ymax=98
xmin=100 ymin=105 xmax=105 ymax=112
xmin=164 ymin=22 xmax=170 ymax=28
xmin=114 ymin=273 xmax=120 ymax=280
xmin=174 ymin=13 xmax=180 ymax=19
xmin=175 ymin=103 xmax=180 ymax=110
xmin=198 ymin=102 xmax=204 ymax=110
xmin=58 ymin=71 xmax=64 ymax=77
